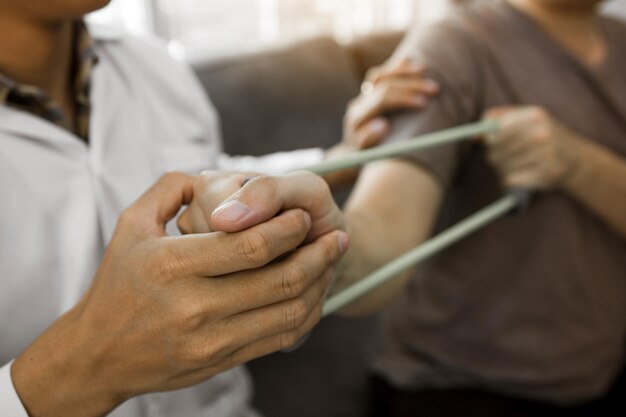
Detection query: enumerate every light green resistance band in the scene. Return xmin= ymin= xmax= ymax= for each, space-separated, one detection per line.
xmin=302 ymin=119 xmax=499 ymax=175
xmin=298 ymin=120 xmax=527 ymax=316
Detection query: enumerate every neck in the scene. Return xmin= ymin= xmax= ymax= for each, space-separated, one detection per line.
xmin=0 ymin=12 xmax=74 ymax=101
xmin=507 ymin=0 xmax=606 ymax=67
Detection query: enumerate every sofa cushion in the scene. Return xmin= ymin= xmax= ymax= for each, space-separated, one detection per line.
xmin=346 ymin=31 xmax=404 ymax=78
xmin=194 ymin=37 xmax=361 ymax=156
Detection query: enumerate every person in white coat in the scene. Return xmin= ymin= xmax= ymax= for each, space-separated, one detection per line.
xmin=0 ymin=0 xmax=375 ymax=415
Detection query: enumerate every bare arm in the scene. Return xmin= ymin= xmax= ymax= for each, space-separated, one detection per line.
xmin=334 ymin=159 xmax=443 ymax=316
xmin=485 ymin=106 xmax=626 ymax=240
xmin=563 ymin=135 xmax=626 ymax=239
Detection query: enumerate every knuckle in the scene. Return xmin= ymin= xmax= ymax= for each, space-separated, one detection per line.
xmin=117 ymin=207 xmax=137 ymax=227
xmin=322 ymin=238 xmax=338 ymax=264
xmin=286 ymin=209 xmax=310 ymax=238
xmin=308 ymin=173 xmax=331 ymax=202
xmin=177 ymin=212 xmax=191 ymax=234
xmin=160 ymin=171 xmax=185 ymax=185
xmin=287 ymin=299 xmax=310 ymax=330
xmin=174 ymin=302 xmax=205 ymax=332
xmin=279 ymin=263 xmax=307 ymax=299
xmin=174 ymin=336 xmax=224 ymax=369
xmin=247 ymin=175 xmax=277 ymax=195
xmin=237 ymin=230 xmax=272 ymax=265
xmin=147 ymin=245 xmax=186 ymax=282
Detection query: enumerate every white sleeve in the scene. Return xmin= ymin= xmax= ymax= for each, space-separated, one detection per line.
xmin=0 ymin=361 xmax=29 ymax=417
xmin=217 ymin=148 xmax=325 ymax=175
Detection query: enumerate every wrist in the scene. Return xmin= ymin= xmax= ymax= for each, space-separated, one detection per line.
xmin=561 ymin=135 xmax=595 ymax=193
xmin=12 ymin=306 xmax=121 ymax=417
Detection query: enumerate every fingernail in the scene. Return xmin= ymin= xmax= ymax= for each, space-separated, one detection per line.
xmin=338 ymin=232 xmax=350 ymax=253
xmin=303 ymin=211 xmax=312 ymax=230
xmin=213 ymin=201 xmax=250 ymax=223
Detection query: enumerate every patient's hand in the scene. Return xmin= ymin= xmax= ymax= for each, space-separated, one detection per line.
xmin=178 ymin=170 xmax=346 ymax=243
xmin=483 ymin=106 xmax=580 ymax=191
xmin=325 ymin=59 xmax=440 ymax=187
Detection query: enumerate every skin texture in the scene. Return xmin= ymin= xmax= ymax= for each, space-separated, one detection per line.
xmin=12 ymin=172 xmax=348 ymax=416
xmin=179 ymin=166 xmax=441 ymax=317
xmin=331 ymin=0 xmax=626 ymax=314
xmin=484 ymin=106 xmax=626 ymax=238
xmin=0 ymin=0 xmax=113 ymax=130
xmin=183 ymin=0 xmax=626 ymax=317
xmin=1 ymin=2 xmax=352 ymax=413
xmin=324 ymin=60 xmax=440 ymax=187
xmin=342 ymin=59 xmax=440 ymax=155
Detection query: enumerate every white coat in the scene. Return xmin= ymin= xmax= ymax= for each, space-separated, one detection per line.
xmin=0 ymin=24 xmax=322 ymax=417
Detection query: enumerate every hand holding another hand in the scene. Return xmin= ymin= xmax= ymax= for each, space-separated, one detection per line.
xmin=13 ymin=172 xmax=348 ymax=417
xmin=325 ymin=59 xmax=439 ymax=186
xmin=178 ymin=170 xmax=346 ymax=242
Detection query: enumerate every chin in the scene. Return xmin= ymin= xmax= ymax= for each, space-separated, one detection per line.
xmin=70 ymin=0 xmax=113 ymax=15
xmin=44 ymin=0 xmax=113 ymax=19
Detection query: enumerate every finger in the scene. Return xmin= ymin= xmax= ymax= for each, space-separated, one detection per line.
xmin=367 ymin=59 xmax=427 ymax=84
xmin=211 ymin=172 xmax=344 ymax=240
xmin=218 ymin=267 xmax=331 ymax=349
xmin=198 ymin=230 xmax=348 ymax=316
xmin=492 ymin=151 xmax=543 ymax=179
xmin=346 ymin=82 xmax=431 ymax=134
xmin=178 ymin=171 xmax=248 ymax=234
xmin=488 ymin=131 xmax=538 ymax=163
xmin=349 ymin=117 xmax=390 ymax=150
xmin=490 ymin=141 xmax=550 ymax=172
xmin=121 ymin=172 xmax=195 ymax=238
xmin=197 ymin=294 xmax=326 ymax=377
xmin=168 ymin=208 xmax=312 ymax=277
xmin=503 ymin=169 xmax=545 ymax=190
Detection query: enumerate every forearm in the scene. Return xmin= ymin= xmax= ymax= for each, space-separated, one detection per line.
xmin=563 ymin=137 xmax=626 ymax=239
xmin=333 ymin=159 xmax=442 ymax=316
xmin=12 ymin=305 xmax=119 ymax=417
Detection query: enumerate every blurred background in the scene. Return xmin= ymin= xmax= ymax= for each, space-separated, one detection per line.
xmin=86 ymin=1 xmax=626 ymax=417
xmin=88 ymin=0 xmax=626 ymax=62
xmin=88 ymin=0 xmax=448 ymax=60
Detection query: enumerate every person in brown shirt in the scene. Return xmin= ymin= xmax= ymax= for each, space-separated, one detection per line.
xmin=336 ymin=0 xmax=626 ymax=415
xmin=110 ymin=0 xmax=626 ymax=414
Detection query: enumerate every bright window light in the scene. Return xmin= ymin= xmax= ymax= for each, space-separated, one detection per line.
xmin=89 ymin=0 xmax=452 ymax=61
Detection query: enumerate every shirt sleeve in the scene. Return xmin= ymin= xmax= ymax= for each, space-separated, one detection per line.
xmin=383 ymin=19 xmax=486 ymax=187
xmin=0 ymin=361 xmax=29 ymax=417
xmin=217 ymin=148 xmax=325 ymax=174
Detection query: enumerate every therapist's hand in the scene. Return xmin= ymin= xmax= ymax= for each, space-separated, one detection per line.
xmin=325 ymin=59 xmax=439 ymax=187
xmin=178 ymin=170 xmax=346 ymax=242
xmin=483 ymin=106 xmax=580 ymax=190
xmin=12 ymin=172 xmax=348 ymax=417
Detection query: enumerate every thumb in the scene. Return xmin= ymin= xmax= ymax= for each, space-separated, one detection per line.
xmin=211 ymin=172 xmax=344 ymax=242
xmin=125 ymin=172 xmax=195 ymax=237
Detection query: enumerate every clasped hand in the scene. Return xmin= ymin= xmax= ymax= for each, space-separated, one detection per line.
xmin=13 ymin=171 xmax=347 ymax=417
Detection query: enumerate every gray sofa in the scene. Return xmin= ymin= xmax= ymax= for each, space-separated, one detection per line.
xmin=193 ymin=32 xmax=403 ymax=417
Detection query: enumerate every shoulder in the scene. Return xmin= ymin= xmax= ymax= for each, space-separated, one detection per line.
xmin=88 ymin=23 xmax=196 ymax=87
xmin=394 ymin=2 xmax=522 ymax=64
